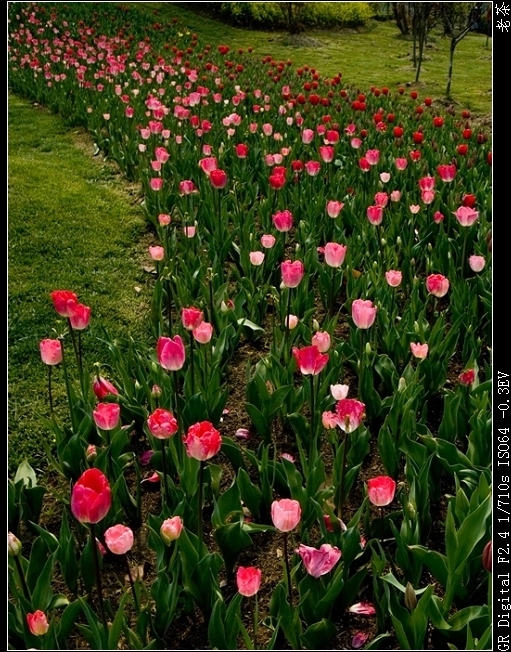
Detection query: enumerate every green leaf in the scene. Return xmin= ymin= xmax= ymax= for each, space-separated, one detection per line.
xmin=301 ymin=619 xmax=336 ymax=649
xmin=108 ymin=592 xmax=130 ymax=650
xmin=31 ymin=551 xmax=56 ymax=611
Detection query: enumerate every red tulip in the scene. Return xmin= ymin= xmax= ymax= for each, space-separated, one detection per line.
xmin=281 ymin=260 xmax=304 ymax=288
xmin=147 ymin=408 xmax=178 ymax=439
xmin=366 ymin=205 xmax=383 ymax=226
xmin=458 ymin=368 xmax=476 ymax=387
xmin=374 ymin=192 xmax=388 ymax=208
xmin=271 ymin=498 xmax=301 ymax=532
xmin=367 ymin=475 xmax=396 ymax=507
xmin=426 ymin=274 xmax=449 ymax=298
xmin=296 ymin=543 xmax=341 ymax=578
xmin=71 ymin=468 xmax=112 ymax=524
xmin=50 ymin=290 xmax=78 ymax=317
xmin=181 ymin=307 xmax=203 ymax=331
xmin=68 ymin=303 xmax=91 ymax=330
xmin=104 ymin=524 xmax=134 ymax=554
xmin=335 ymin=398 xmax=365 ymax=433
xmin=40 ymin=339 xmax=62 ymax=365
xmin=412 ymin=131 xmax=424 ymax=144
xmin=160 ymin=516 xmax=183 ymax=544
xmin=157 ymin=335 xmax=186 ymax=371
xmin=418 ymin=176 xmax=435 ymax=191
xmin=27 ymin=610 xmax=49 ymax=636
xmin=292 ymin=345 xmax=329 ymax=375
xmin=268 ymin=171 xmax=286 ymax=190
xmin=236 ymin=566 xmax=262 ymax=596
xmin=183 ymin=420 xmax=222 ymax=461
xmin=209 ymin=169 xmax=227 ymax=189
xmin=93 ymin=402 xmax=120 ymax=431
xmin=92 ymin=376 xmax=119 ymax=400
xmin=351 ymin=299 xmax=377 ymax=329
xmin=437 ymin=163 xmax=456 ymax=182
xmin=482 ymin=540 xmax=492 ymax=573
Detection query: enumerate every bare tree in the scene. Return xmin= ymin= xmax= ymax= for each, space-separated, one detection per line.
xmin=441 ymin=2 xmax=484 ymax=97
xmin=276 ymin=2 xmax=306 ymax=35
xmin=412 ymin=3 xmax=436 ymax=82
xmin=392 ymin=2 xmax=412 ymax=35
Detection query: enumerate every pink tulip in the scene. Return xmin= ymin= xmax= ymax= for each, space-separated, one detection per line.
xmin=292 ymin=345 xmax=329 ymax=375
xmin=104 ymin=524 xmax=134 ymax=555
xmin=426 ymin=274 xmax=449 ymax=298
xmin=271 ymin=498 xmax=301 ymax=532
xmin=469 ymin=255 xmax=485 ymax=272
xmin=336 ymin=398 xmax=366 ymax=433
xmin=182 ymin=307 xmax=203 ymax=331
xmin=453 ymin=206 xmax=479 ymax=227
xmin=285 ymin=314 xmax=299 ymax=330
xmin=157 ymin=335 xmax=186 ymax=371
xmin=330 ymin=384 xmax=349 ymax=400
xmin=365 ymin=149 xmax=380 ymax=165
xmin=326 ymin=200 xmax=344 ymax=218
xmin=71 ymin=468 xmax=112 ymax=524
xmin=160 ymin=516 xmax=183 ymax=544
xmin=184 ymin=226 xmax=196 ymax=238
xmin=281 ymin=260 xmax=305 ymax=288
xmin=311 ymin=331 xmax=331 ymax=353
xmin=367 ymin=475 xmax=396 ymax=506
xmin=92 ymin=376 xmax=119 ymax=400
xmin=349 ymin=602 xmax=376 ymax=616
xmin=410 ymin=343 xmax=429 ymax=359
xmin=27 ymin=610 xmax=49 ymax=636
xmin=199 ymin=157 xmax=218 ymax=175
xmin=262 ymin=123 xmax=273 ymax=136
xmin=154 ymin=147 xmax=170 ymax=164
xmin=183 ymin=421 xmax=222 ymax=461
xmin=50 ymin=289 xmax=78 ymax=317
xmin=236 ymin=566 xmax=262 ymax=597
xmin=421 ymin=190 xmax=435 ymax=205
xmin=158 ymin=214 xmax=171 ymax=226
xmin=322 ymin=242 xmax=347 ymax=268
xmin=390 ymin=190 xmax=401 ymax=202
xmin=418 ymin=176 xmax=435 ymax=191
xmin=352 ymin=632 xmax=370 ymax=649
xmin=8 ymin=532 xmax=22 ymax=557
xmin=147 ymin=408 xmax=178 ymax=439
xmin=319 ymin=145 xmax=334 ymax=163
xmin=351 ymin=299 xmax=377 ymax=329
xmin=385 ymin=270 xmax=402 ymax=287
xmin=322 ymin=411 xmax=339 ymax=429
xmin=149 ymin=246 xmax=165 ymax=261
xmin=394 ymin=157 xmax=408 ymax=171
xmin=301 ymin=128 xmax=315 ymax=144
xmin=150 ymin=178 xmax=163 ymax=191
xmin=296 ymin=543 xmax=341 ymax=578
xmin=40 ymin=339 xmax=62 ymax=365
xmin=178 ymin=180 xmax=197 ymax=195
xmin=305 ymin=160 xmax=321 ymax=176
xmin=366 ymin=205 xmax=383 ymax=225
xmin=380 ymin=172 xmax=391 ymax=183
xmin=433 ymin=210 xmax=445 ymax=223
xmin=193 ymin=321 xmax=213 ymax=344
xmin=374 ymin=192 xmax=388 ymax=208
xmin=272 ymin=209 xmax=293 ymax=232
xmin=261 ymin=234 xmax=276 ymax=248
xmin=93 ymin=402 xmax=120 ymax=431
xmin=409 ymin=204 xmax=421 ymax=214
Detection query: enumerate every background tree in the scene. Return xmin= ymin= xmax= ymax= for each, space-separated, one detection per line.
xmin=440 ymin=2 xmax=484 ymax=97
xmin=412 ymin=3 xmax=436 ymax=82
xmin=276 ymin=2 xmax=306 ymax=35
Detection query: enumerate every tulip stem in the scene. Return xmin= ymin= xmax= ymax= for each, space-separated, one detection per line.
xmin=48 ymin=366 xmax=54 ymax=416
xmin=380 ymin=507 xmax=384 ymax=546
xmin=13 ymin=555 xmax=31 ymax=602
xmin=124 ymin=554 xmax=140 ymax=614
xmin=197 ymin=461 xmax=205 ymax=551
xmin=166 ymin=279 xmax=173 ymax=337
xmin=173 ymin=371 xmax=180 ymax=430
xmin=190 ymin=335 xmax=195 ymax=396
xmin=285 ymin=287 xmax=292 ymax=360
xmin=338 ymin=432 xmax=349 ymax=521
xmin=309 ymin=374 xmax=316 ymax=471
xmin=359 ymin=330 xmax=365 ymax=400
xmin=89 ymin=524 xmax=109 ymax=633
xmin=160 ymin=439 xmax=170 ymax=512
xmin=252 ymin=594 xmax=259 ymax=650
xmin=283 ymin=532 xmax=293 ymax=605
xmin=461 ymin=230 xmax=468 ymax=280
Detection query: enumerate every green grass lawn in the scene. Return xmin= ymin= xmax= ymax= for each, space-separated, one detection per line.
xmin=133 ymin=4 xmax=492 ymax=116
xmin=8 ymin=94 xmax=153 ymax=472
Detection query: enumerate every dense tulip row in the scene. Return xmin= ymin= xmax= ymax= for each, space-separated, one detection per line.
xmin=8 ymin=3 xmax=491 ymax=650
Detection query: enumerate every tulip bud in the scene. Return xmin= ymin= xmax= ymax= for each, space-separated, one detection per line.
xmin=413 ymin=321 xmax=420 ymax=333
xmin=396 ymin=236 xmax=402 ymax=246
xmin=312 ymin=319 xmax=320 ymax=332
xmin=151 ymin=384 xmax=162 ymax=398
xmin=404 ymin=582 xmax=417 ymax=610
xmin=86 ymin=444 xmax=97 ymax=462
xmin=482 ymin=540 xmax=492 ymax=573
xmin=381 ymin=238 xmax=386 ymax=246
xmin=398 ymin=377 xmax=406 ymax=392
xmin=365 ymin=342 xmax=372 ymax=354
xmin=407 ymin=502 xmax=416 ymax=519
xmin=8 ymin=532 xmax=22 ymax=556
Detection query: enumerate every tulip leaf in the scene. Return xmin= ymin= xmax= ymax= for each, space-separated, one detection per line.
xmin=301 ymin=618 xmax=336 ymax=650
xmin=214 ymin=522 xmax=252 ymax=578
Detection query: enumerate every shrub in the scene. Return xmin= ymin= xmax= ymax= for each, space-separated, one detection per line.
xmin=220 ymin=2 xmax=375 ymax=31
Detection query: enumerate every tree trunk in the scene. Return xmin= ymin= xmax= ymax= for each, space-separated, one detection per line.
xmin=446 ymin=38 xmax=456 ymax=98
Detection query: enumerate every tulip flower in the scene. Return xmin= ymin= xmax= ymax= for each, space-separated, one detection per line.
xmin=209 ymin=169 xmax=227 ymax=189
xmin=385 ymin=270 xmax=402 ymax=287
xmin=367 ymin=205 xmax=383 ymax=225
xmin=249 ymin=251 xmax=265 ymax=266
xmin=326 ymin=200 xmax=344 ymax=218
xmin=104 ymin=524 xmax=134 ymax=555
xmin=147 ymin=408 xmax=178 ymax=439
xmin=8 ymin=532 xmax=22 ymax=557
xmin=349 ymin=602 xmax=376 ymax=616
xmin=305 ymin=160 xmax=321 ymax=176
xmin=93 ymin=402 xmax=120 ymax=431
xmin=193 ymin=321 xmax=213 ymax=344
xmin=236 ymin=566 xmax=262 ymax=597
xmin=453 ymin=206 xmax=479 ymax=227
xmin=292 ymin=345 xmax=329 ymax=375
xmin=71 ymin=468 xmax=112 ymax=524
xmin=458 ymin=368 xmax=476 ymax=387
xmin=322 ymin=242 xmax=347 ymax=268
xmin=50 ymin=289 xmax=78 ymax=317
xmin=374 ymin=191 xmax=388 ymax=208
xmin=410 ymin=343 xmax=428 ymax=359
xmin=394 ymin=157 xmax=408 ymax=171
xmin=351 ymin=299 xmax=377 ymax=329
xmin=296 ymin=543 xmax=341 ymax=578
xmin=469 ymin=255 xmax=485 ymax=272
xmin=40 ymin=339 xmax=62 ymax=365
xmin=149 ymin=245 xmax=165 ymax=261
xmin=281 ymin=260 xmax=304 ymax=288
xmin=271 ymin=498 xmax=301 ymax=532
xmin=272 ymin=209 xmax=293 ymax=232
xmin=26 ymin=610 xmax=49 ymax=636
xmin=330 ymin=384 xmax=349 ymax=400
xmin=178 ymin=180 xmax=197 ymax=195
xmin=352 ymin=632 xmax=370 ymax=648
xmin=68 ymin=303 xmax=91 ymax=330
xmin=437 ymin=163 xmax=456 ymax=182
xmin=181 ymin=307 xmax=203 ymax=331
xmin=157 ymin=335 xmax=186 ymax=371
xmin=335 ymin=398 xmax=365 ymax=433
xmin=311 ymin=331 xmax=331 ymax=353
xmin=426 ymin=274 xmax=449 ymax=298
xmin=482 ymin=540 xmax=492 ymax=573
xmin=92 ymin=376 xmax=118 ymax=400
xmin=367 ymin=475 xmax=396 ymax=507
xmin=160 ymin=516 xmax=183 ymax=544
xmin=261 ymin=234 xmax=276 ymax=248
xmin=183 ymin=420 xmax=222 ymax=461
